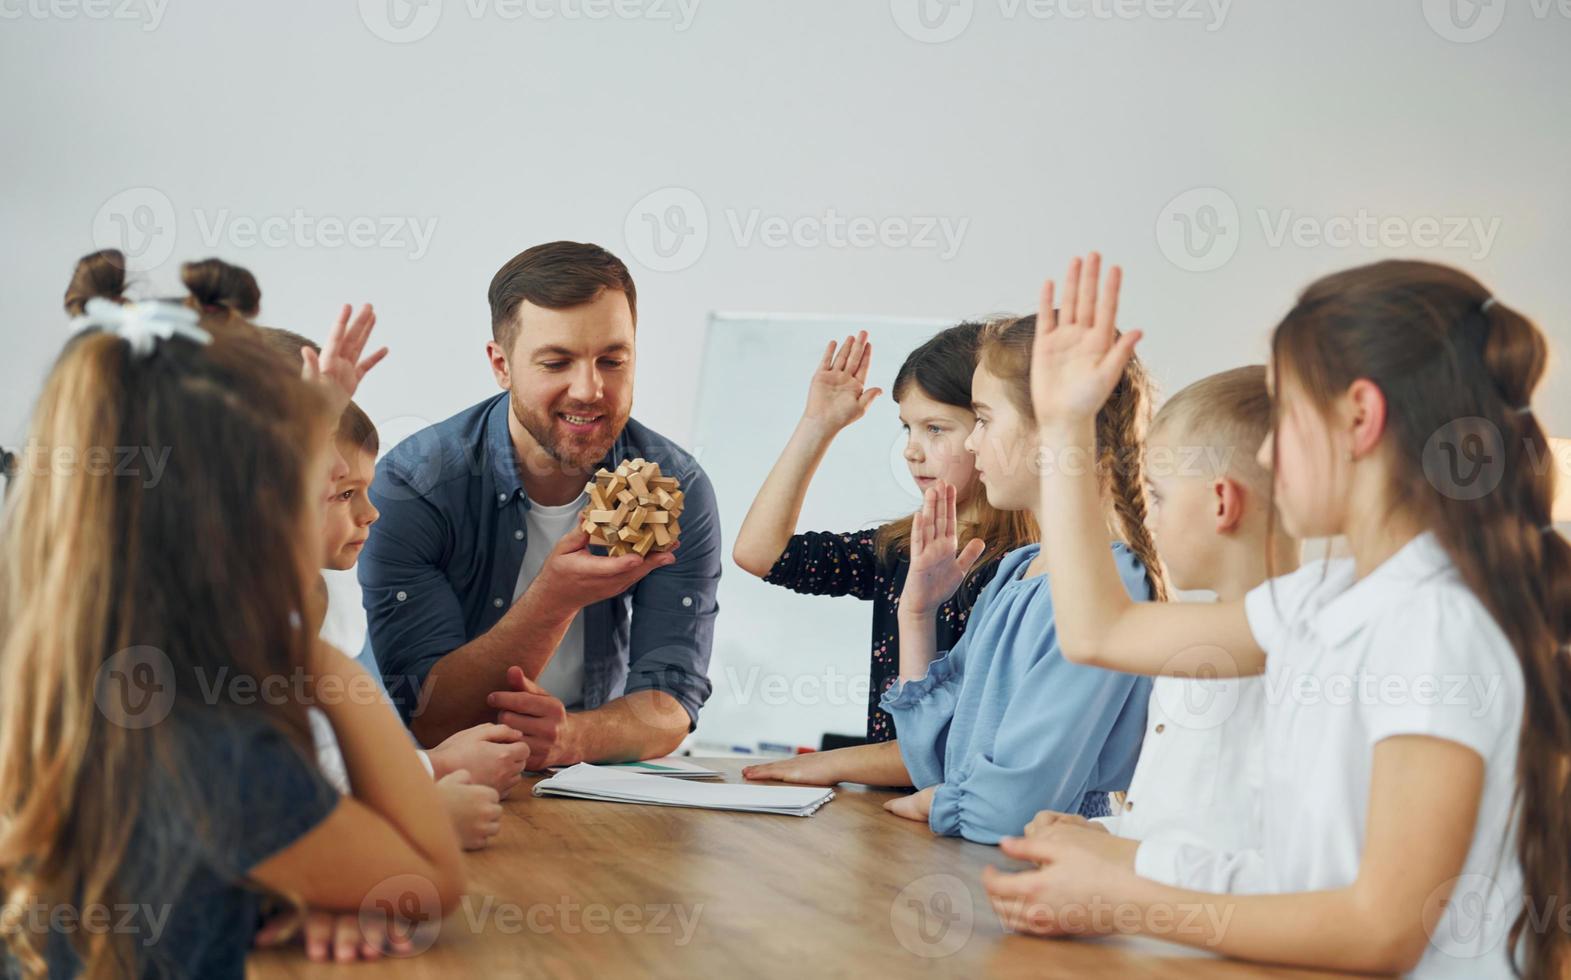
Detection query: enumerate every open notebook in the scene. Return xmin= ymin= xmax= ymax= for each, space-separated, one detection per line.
xmin=534 ymin=763 xmax=834 ymax=817
xmin=547 ymin=756 xmax=722 ymax=780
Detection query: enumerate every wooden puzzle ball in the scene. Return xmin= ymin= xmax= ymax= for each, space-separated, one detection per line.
xmin=580 ymin=458 xmax=684 ymax=558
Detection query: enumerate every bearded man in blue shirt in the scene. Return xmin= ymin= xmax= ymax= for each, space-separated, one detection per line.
xmin=360 ymin=241 xmax=720 ymax=768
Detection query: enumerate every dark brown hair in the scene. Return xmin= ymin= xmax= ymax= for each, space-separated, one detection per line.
xmin=254 ymin=328 xmax=377 ymax=457
xmin=337 ymin=400 xmax=379 ymax=458
xmin=1270 ymin=259 xmax=1571 ymax=979
xmin=181 ymin=258 xmax=261 ymax=319
xmin=0 ymin=327 xmax=333 ymax=977
xmin=63 ymin=251 xmax=258 ymax=342
xmin=257 ymin=326 xmax=319 ymax=365
xmin=979 ymin=315 xmax=1169 ymax=601
xmin=487 ymin=241 xmax=637 ymax=352
xmin=874 ymin=322 xmax=1037 ymax=581
xmin=63 ymin=249 xmax=128 ymax=316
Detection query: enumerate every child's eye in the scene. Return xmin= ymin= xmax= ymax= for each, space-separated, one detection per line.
xmin=338 ymin=489 xmax=355 ymax=502
xmin=926 ymin=425 xmax=944 ymax=436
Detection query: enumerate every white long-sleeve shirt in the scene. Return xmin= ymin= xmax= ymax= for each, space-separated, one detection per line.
xmin=1093 ymin=672 xmax=1268 ymax=892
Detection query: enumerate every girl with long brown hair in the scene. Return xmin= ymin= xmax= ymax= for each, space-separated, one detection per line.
xmin=745 ymin=315 xmax=1164 ymax=844
xmin=0 ymin=300 xmax=458 ymax=977
xmin=989 ymin=253 xmax=1570 ymax=978
xmin=734 ymin=324 xmax=1035 ymax=742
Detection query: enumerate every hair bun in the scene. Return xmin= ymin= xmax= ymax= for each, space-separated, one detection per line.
xmin=63 ymin=249 xmax=128 ymax=316
xmin=180 ymin=258 xmax=260 ymax=319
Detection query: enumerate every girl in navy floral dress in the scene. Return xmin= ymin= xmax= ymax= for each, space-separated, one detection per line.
xmin=734 ymin=324 xmax=1036 ymax=742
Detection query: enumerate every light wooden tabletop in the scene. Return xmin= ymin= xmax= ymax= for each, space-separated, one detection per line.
xmin=248 ymin=760 xmax=1359 ymax=979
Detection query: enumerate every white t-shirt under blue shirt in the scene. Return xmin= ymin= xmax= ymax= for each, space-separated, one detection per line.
xmin=513 ymin=491 xmax=590 ymax=709
xmin=1175 ymin=531 xmax=1524 ymax=978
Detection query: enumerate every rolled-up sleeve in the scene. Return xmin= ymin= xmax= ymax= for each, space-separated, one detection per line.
xmin=928 ymin=657 xmax=1146 ymax=844
xmin=359 ymin=461 xmax=467 ymax=724
xmin=624 ymin=466 xmax=721 ymax=727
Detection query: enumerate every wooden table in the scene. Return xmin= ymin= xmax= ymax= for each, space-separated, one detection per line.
xmin=249 ymin=761 xmax=1357 ymax=979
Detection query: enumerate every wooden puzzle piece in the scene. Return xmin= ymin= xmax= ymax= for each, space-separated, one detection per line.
xmin=581 ymin=458 xmax=683 ymax=557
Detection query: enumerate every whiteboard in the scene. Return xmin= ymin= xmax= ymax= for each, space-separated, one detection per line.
xmin=689 ymin=312 xmax=954 ymax=749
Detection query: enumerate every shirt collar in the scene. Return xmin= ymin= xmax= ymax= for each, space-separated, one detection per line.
xmin=484 ymin=395 xmax=634 ymax=510
xmin=485 ymin=395 xmax=525 ymax=509
xmin=1309 ymin=530 xmax=1454 ymax=645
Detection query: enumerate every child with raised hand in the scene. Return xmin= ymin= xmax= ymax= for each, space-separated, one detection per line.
xmin=745 ymin=317 xmax=1162 ymax=843
xmin=734 ymin=326 xmax=1034 ymax=741
xmin=0 ymin=301 xmax=461 ymax=977
xmin=984 ymin=254 xmax=1571 ymax=979
xmin=1024 ymin=365 xmax=1298 ymax=887
xmin=261 ymin=330 xmax=528 ymax=852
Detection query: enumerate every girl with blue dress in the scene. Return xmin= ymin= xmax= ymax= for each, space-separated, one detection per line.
xmin=745 ymin=314 xmax=1166 ymax=844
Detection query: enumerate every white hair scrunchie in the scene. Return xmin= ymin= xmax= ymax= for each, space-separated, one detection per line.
xmin=69 ymin=298 xmax=212 ymax=357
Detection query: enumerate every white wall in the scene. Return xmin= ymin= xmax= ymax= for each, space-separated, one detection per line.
xmin=3 ymin=0 xmax=1567 ymax=741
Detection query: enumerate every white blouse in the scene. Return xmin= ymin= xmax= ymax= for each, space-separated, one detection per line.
xmin=1160 ymin=531 xmax=1526 ymax=978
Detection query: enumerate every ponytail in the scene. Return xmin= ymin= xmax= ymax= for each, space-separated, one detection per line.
xmin=1272 ymin=260 xmax=1571 ymax=979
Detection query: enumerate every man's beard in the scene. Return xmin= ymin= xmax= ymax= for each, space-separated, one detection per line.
xmin=509 ymin=388 xmax=629 ymax=474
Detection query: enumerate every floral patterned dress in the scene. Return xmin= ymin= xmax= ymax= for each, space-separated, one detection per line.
xmin=764 ymin=528 xmax=1003 ymax=742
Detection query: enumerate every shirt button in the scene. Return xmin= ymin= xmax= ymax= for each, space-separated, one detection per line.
xmin=1125 ymin=800 xmax=1135 ymax=812
xmin=514 ymin=529 xmax=525 ymax=540
xmin=497 ymin=493 xmax=507 ymax=502
xmin=1155 ymin=723 xmax=1165 ymax=734
xmin=682 ymin=596 xmax=693 ymax=608
xmin=493 ymin=597 xmax=504 ymax=608
xmin=395 ymin=590 xmax=407 ymax=602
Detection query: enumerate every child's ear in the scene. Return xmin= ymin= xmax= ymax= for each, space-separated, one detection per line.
xmin=1213 ymin=476 xmax=1246 ymax=534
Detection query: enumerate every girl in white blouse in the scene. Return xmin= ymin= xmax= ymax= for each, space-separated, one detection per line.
xmin=986 ymin=253 xmax=1569 ymax=980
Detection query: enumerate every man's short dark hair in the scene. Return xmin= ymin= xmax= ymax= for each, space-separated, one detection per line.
xmin=488 ymin=241 xmax=638 ymax=352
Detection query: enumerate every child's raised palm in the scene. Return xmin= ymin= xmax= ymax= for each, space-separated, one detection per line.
xmin=901 ymin=481 xmax=985 ymax=617
xmin=1029 ymin=253 xmax=1144 ymax=429
xmin=803 ymin=330 xmax=881 ymax=430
